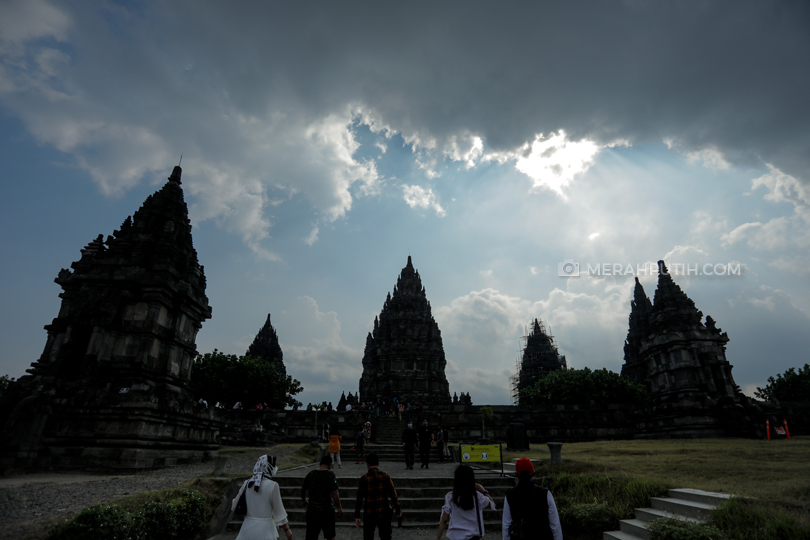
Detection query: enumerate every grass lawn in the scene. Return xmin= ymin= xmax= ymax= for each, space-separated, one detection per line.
xmin=502 ymin=436 xmax=810 ymax=503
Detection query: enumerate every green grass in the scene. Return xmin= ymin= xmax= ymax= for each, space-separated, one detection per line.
xmin=504 ymin=437 xmax=810 ymax=502
xmin=501 ymin=437 xmax=810 ymax=539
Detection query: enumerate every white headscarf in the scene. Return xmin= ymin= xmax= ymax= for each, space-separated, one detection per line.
xmin=248 ymin=454 xmax=278 ymax=491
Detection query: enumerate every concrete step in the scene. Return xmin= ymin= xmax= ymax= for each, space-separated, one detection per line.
xmin=650 ymin=497 xmax=716 ymax=521
xmin=619 ymin=518 xmax=649 ymax=540
xmin=280 ymin=486 xmax=514 ymax=498
xmin=603 ymin=531 xmax=641 ymax=540
xmin=274 ymin=476 xmax=515 ymax=489
xmin=603 ymin=488 xmax=729 ymax=540
xmin=667 ymin=488 xmax=730 ymax=507
xmin=635 ymin=507 xmax=702 ymax=524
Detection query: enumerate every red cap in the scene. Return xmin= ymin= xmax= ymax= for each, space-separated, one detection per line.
xmin=514 ymin=457 xmax=534 ymax=476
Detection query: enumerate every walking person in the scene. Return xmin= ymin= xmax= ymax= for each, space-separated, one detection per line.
xmin=502 ymin=458 xmax=563 ymax=540
xmin=402 ymin=422 xmax=418 ymax=470
xmin=301 ymin=455 xmax=343 ymax=540
xmin=364 ymin=421 xmax=372 ymax=445
xmin=436 ymin=465 xmax=496 ymax=540
xmin=417 ymin=419 xmax=434 ymax=469
xmin=329 ymin=427 xmax=342 ymax=469
xmin=232 ymin=455 xmax=292 ymax=540
xmin=354 ymin=427 xmax=366 ymax=464
xmin=354 ymin=453 xmax=402 ymax=540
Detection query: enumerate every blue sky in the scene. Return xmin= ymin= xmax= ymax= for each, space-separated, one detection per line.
xmin=1 ymin=1 xmax=809 ymax=406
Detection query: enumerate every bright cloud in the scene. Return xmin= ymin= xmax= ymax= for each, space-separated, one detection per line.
xmin=402 ymin=184 xmax=446 ymax=216
xmin=515 ymin=131 xmax=601 ymax=197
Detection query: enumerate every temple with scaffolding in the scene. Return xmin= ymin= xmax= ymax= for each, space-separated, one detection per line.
xmin=510 ymin=318 xmax=567 ymax=403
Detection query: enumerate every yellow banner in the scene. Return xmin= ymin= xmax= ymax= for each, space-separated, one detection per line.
xmin=460 ymin=444 xmax=501 ymax=463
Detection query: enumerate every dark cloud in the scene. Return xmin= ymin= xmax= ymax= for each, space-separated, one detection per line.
xmin=145 ymin=1 xmax=810 ymax=175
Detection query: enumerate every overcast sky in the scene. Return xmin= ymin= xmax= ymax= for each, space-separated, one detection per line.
xmin=1 ymin=1 xmax=809 ymax=406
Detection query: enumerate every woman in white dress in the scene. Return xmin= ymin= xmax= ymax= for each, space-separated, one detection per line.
xmin=436 ymin=465 xmax=496 ymax=540
xmin=232 ymin=455 xmax=293 ymax=540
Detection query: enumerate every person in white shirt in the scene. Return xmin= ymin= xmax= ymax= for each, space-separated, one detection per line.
xmin=436 ymin=465 xmax=496 ymax=540
xmin=232 ymin=455 xmax=292 ymax=540
xmin=502 ymin=458 xmax=562 ymax=540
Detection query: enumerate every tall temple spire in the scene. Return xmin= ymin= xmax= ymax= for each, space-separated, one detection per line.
xmin=246 ymin=313 xmax=286 ymax=379
xmin=515 ymin=317 xmax=566 ymax=398
xmin=169 ymin=165 xmax=182 ymax=184
xmin=1 ymin=167 xmax=218 ymax=471
xmin=359 ymin=257 xmax=450 ymax=408
xmin=619 ymin=260 xmax=753 ymax=438
xmin=621 ymin=277 xmax=653 ymax=383
xmin=651 ymin=260 xmax=701 ymax=331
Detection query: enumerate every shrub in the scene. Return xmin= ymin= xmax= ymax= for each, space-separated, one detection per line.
xmin=647 ymin=518 xmax=724 ymax=540
xmin=47 ymin=489 xmax=208 ymax=540
xmin=545 ymin=473 xmax=669 ymax=521
xmin=48 ymin=505 xmax=135 ymax=540
xmin=559 ymin=503 xmax=613 ymax=539
xmin=710 ymin=497 xmax=810 ymax=540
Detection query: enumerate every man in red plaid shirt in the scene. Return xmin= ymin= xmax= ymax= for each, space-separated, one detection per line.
xmin=354 ymin=453 xmax=402 ymax=540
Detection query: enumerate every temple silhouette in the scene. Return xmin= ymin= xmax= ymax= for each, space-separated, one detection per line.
xmin=0 ymin=166 xmax=220 ymax=470
xmin=358 ymin=256 xmax=451 ymax=408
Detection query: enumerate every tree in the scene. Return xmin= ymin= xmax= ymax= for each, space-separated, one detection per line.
xmin=519 ymin=367 xmax=649 ymax=407
xmin=0 ymin=375 xmax=15 ymax=391
xmin=191 ymin=350 xmax=302 ymax=408
xmin=755 ymin=364 xmax=810 ymax=403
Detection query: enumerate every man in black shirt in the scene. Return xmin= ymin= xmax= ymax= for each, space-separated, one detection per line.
xmin=302 ymin=455 xmax=343 ymax=540
xmin=503 ymin=457 xmax=562 ymax=540
xmin=401 ymin=422 xmax=418 ymax=470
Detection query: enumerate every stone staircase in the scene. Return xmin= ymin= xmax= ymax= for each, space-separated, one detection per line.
xmin=603 ymin=488 xmax=730 ymax=540
xmin=227 ymin=472 xmax=516 ymax=531
xmin=371 ymin=415 xmax=408 ymax=443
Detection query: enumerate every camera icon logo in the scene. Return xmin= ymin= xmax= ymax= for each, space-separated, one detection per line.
xmin=558 ymin=259 xmax=580 ymax=277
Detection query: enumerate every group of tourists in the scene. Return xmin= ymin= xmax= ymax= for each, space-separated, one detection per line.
xmin=402 ymin=419 xmax=450 ymax=469
xmin=320 ymin=421 xmax=374 ymax=467
xmin=232 ymin=453 xmax=562 ymax=540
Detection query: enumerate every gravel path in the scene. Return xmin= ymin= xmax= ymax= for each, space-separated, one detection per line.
xmin=0 ymin=447 xmax=301 ymax=540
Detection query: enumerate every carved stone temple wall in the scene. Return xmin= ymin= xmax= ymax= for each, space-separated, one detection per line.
xmin=359 ymin=256 xmax=451 ymax=409
xmin=622 ymin=261 xmax=763 ymax=438
xmin=0 ymin=167 xmax=221 ymax=471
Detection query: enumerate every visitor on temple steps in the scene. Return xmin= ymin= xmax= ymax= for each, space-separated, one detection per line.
xmin=401 ymin=422 xmax=418 ymax=470
xmin=436 ymin=465 xmax=496 ymax=540
xmin=301 ymin=455 xmax=343 ymax=540
xmin=354 ymin=427 xmax=366 ymax=464
xmin=232 ymin=455 xmax=292 ymax=540
xmin=328 ymin=427 xmax=342 ymax=469
xmin=417 ymin=419 xmax=434 ymax=469
xmin=355 ymin=453 xmax=402 ymax=540
xmin=502 ymin=458 xmax=562 ymax=540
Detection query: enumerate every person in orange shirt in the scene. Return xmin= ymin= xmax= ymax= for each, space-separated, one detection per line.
xmin=328 ymin=427 xmax=342 ymax=469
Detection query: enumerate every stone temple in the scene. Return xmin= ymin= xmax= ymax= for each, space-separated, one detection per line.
xmin=621 ymin=261 xmax=758 ymax=437
xmin=515 ymin=318 xmax=567 ymax=399
xmin=246 ymin=314 xmax=286 ymax=379
xmin=0 ymin=166 xmax=220 ymax=471
xmin=359 ymin=256 xmax=451 ymax=408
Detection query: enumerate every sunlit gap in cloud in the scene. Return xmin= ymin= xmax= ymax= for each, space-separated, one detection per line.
xmin=515 ymin=131 xmax=600 ymax=198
